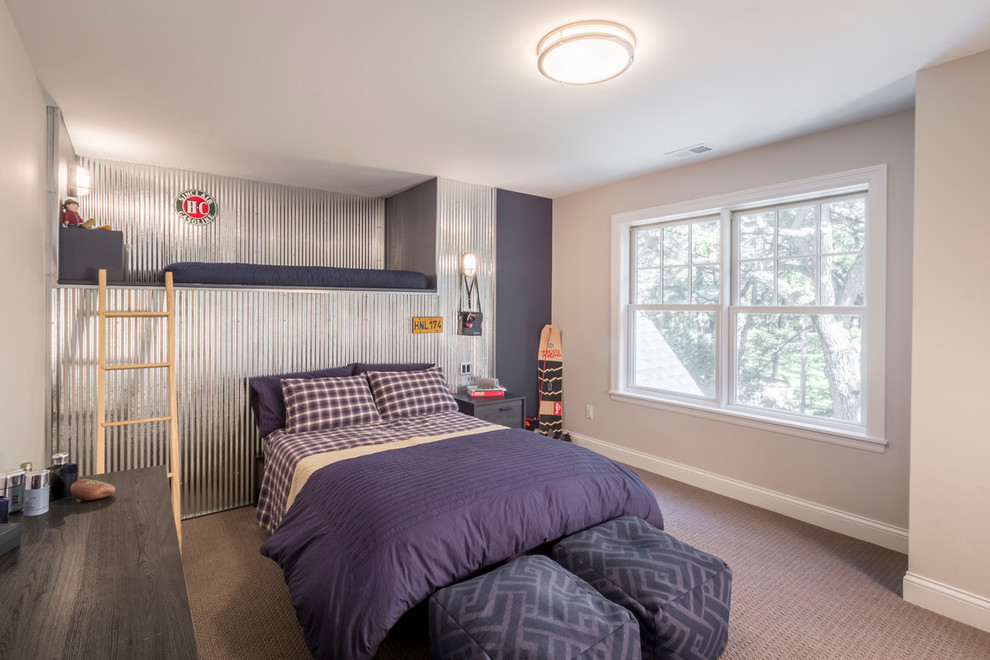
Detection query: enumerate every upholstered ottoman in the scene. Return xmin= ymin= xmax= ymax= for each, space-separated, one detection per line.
xmin=429 ymin=554 xmax=641 ymax=659
xmin=551 ymin=516 xmax=732 ymax=660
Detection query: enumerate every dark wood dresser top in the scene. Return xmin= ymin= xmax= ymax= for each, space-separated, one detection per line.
xmin=0 ymin=466 xmax=197 ymax=658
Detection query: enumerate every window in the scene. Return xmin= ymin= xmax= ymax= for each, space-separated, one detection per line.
xmin=631 ymin=216 xmax=721 ymax=399
xmin=612 ymin=167 xmax=886 ymax=450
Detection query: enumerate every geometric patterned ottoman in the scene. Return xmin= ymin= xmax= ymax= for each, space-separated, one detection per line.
xmin=551 ymin=516 xmax=732 ymax=660
xmin=429 ymin=554 xmax=642 ymax=659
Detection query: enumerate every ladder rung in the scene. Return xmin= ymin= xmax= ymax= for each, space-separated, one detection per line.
xmin=104 ymin=362 xmax=170 ymax=371
xmin=105 ymin=311 xmax=169 ymax=318
xmin=101 ymin=416 xmax=172 ymax=428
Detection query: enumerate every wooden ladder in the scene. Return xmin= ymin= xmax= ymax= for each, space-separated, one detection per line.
xmin=95 ymin=268 xmax=182 ymax=548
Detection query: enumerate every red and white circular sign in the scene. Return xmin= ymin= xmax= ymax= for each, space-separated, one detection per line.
xmin=175 ymin=189 xmax=218 ymax=225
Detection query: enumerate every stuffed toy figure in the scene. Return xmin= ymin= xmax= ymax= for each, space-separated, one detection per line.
xmin=62 ymin=198 xmax=85 ymax=227
xmin=62 ymin=199 xmax=111 ymax=230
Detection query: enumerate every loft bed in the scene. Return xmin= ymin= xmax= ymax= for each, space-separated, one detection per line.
xmin=161 ymin=261 xmax=432 ymax=290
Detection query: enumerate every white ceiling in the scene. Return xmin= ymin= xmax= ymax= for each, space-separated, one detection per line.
xmin=7 ymin=0 xmax=990 ymax=199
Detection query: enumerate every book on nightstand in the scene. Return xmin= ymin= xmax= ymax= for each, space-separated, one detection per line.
xmin=466 ymin=385 xmax=507 ymax=398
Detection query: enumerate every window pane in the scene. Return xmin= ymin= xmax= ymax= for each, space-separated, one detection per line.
xmin=821 ymin=255 xmax=864 ymax=306
xmin=663 ymin=225 xmax=689 ymax=265
xmin=739 ymin=260 xmax=774 ymax=305
xmin=636 ymin=228 xmax=661 ymax=268
xmin=636 ymin=268 xmax=661 ymax=304
xmin=692 ymin=265 xmax=720 ymax=304
xmin=692 ymin=220 xmax=720 ymax=264
xmin=822 ymin=198 xmax=865 ymax=254
xmin=778 ymin=258 xmax=816 ymax=305
xmin=634 ymin=310 xmax=716 ymax=397
xmin=738 ymin=211 xmax=774 ymax=260
xmin=777 ymin=205 xmax=816 ymax=257
xmin=735 ymin=313 xmax=861 ymax=422
xmin=662 ymin=267 xmax=689 ymax=303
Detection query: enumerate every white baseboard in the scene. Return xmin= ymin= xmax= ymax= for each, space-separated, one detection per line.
xmin=903 ymin=572 xmax=990 ymax=634
xmin=569 ymin=432 xmax=909 ymax=554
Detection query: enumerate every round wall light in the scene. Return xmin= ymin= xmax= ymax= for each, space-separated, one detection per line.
xmin=74 ymin=165 xmax=91 ymax=197
xmin=537 ymin=20 xmax=636 ymax=85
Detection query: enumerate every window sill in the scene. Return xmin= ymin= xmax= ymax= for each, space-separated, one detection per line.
xmin=608 ymin=390 xmax=888 ymax=453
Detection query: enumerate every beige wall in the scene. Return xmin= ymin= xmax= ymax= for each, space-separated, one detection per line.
xmin=0 ymin=3 xmax=48 ymax=470
xmin=553 ymin=111 xmax=914 ymax=530
xmin=907 ymin=48 xmax=990 ymax=629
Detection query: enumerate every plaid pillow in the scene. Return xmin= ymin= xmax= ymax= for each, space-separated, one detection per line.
xmin=249 ymin=365 xmax=354 ymax=437
xmin=366 ymin=366 xmax=458 ymax=419
xmin=281 ymin=375 xmax=382 ymax=433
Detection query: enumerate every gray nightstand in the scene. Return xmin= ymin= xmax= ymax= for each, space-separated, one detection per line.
xmin=453 ymin=391 xmax=526 ymax=428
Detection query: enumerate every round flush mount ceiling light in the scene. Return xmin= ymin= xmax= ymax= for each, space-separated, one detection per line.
xmin=537 ymin=20 xmax=636 ymax=85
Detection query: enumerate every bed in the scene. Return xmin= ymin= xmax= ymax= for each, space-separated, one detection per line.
xmin=254 ymin=365 xmax=664 ymax=659
xmin=162 ymin=261 xmax=431 ymax=289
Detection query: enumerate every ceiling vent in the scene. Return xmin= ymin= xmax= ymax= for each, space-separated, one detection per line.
xmin=665 ymin=143 xmax=714 ymax=159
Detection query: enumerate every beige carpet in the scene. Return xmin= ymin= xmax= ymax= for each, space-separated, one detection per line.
xmin=182 ymin=469 xmax=990 ymax=659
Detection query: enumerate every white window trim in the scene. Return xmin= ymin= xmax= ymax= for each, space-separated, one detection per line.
xmin=611 ymin=165 xmax=887 ymax=452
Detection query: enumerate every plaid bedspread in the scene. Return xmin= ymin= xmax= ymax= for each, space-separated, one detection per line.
xmin=256 ymin=411 xmax=493 ymax=531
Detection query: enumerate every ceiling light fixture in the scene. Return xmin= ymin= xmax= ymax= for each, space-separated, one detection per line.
xmin=537 ymin=20 xmax=636 ymax=85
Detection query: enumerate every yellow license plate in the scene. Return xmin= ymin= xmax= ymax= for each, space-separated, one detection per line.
xmin=412 ymin=316 xmax=443 ymax=333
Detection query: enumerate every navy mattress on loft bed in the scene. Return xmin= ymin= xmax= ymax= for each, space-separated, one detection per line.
xmin=162 ymin=262 xmax=430 ymax=290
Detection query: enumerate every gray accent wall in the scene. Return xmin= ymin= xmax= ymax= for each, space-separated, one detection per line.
xmin=495 ymin=189 xmax=552 ymax=418
xmin=386 ymin=178 xmax=438 ymax=288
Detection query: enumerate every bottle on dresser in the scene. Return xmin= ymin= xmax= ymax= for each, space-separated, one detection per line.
xmin=48 ymin=452 xmax=78 ymax=500
xmin=24 ymin=470 xmax=50 ymax=516
xmin=1 ymin=469 xmax=26 ymax=514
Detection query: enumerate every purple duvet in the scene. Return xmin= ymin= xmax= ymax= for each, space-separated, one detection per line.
xmin=260 ymin=428 xmax=663 ymax=659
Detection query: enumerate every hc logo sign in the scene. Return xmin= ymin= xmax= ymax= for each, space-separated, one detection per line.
xmin=183 ymin=198 xmax=211 ymax=218
xmin=175 ymin=189 xmax=218 ymax=225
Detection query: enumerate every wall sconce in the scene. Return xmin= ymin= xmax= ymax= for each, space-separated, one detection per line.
xmin=459 ymin=252 xmax=482 ymax=336
xmin=73 ymin=165 xmax=91 ymax=197
xmin=462 ymin=252 xmax=477 ymax=280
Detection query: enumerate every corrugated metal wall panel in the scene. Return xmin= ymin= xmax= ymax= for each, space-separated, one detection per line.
xmin=52 ymin=167 xmax=496 ymax=518
xmin=53 ymin=286 xmax=461 ymax=517
xmin=76 ymin=158 xmax=384 ymax=282
xmin=436 ymin=179 xmax=498 ymax=387
xmin=53 ymin=286 xmax=172 ymax=479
